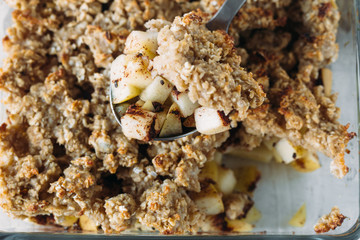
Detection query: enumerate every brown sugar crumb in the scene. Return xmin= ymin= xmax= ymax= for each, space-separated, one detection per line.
xmin=314 ymin=207 xmax=346 ymax=233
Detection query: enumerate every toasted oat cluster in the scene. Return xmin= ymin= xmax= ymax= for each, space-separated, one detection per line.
xmin=0 ymin=0 xmax=354 ymax=235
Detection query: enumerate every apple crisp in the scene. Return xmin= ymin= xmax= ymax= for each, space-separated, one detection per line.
xmin=0 ymin=0 xmax=355 ymax=235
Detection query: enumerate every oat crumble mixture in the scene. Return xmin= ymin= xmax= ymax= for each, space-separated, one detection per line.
xmin=147 ymin=12 xmax=265 ymax=119
xmin=0 ymin=0 xmax=355 ymax=235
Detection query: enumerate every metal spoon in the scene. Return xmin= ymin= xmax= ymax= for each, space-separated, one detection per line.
xmin=110 ymin=0 xmax=247 ymax=141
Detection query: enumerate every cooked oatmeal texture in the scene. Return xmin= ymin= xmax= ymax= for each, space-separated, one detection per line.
xmin=0 ymin=0 xmax=355 ymax=235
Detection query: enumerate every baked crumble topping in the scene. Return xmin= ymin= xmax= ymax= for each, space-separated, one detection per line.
xmin=150 ymin=11 xmax=265 ymax=118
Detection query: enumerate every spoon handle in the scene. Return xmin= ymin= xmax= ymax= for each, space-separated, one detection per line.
xmin=206 ymin=0 xmax=247 ymax=33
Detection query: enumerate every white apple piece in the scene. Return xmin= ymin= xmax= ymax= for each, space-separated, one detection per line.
xmin=191 ymin=184 xmax=224 ymax=215
xmin=244 ymin=207 xmax=262 ymax=224
xmin=110 ymin=53 xmax=153 ymax=90
xmin=194 ymin=107 xmax=231 ymax=135
xmin=142 ymin=100 xmax=155 ymax=112
xmin=226 ymin=219 xmax=253 ymax=232
xmin=159 ymin=103 xmax=182 ymax=137
xmin=124 ymin=31 xmax=158 ymax=59
xmin=170 ymin=90 xmax=200 ymax=117
xmin=274 ymin=138 xmax=298 ymax=164
xmin=140 ymin=76 xmax=173 ymax=104
xmin=121 ymin=105 xmax=159 ymax=141
xmin=213 ymin=151 xmax=223 ymax=165
xmin=79 ymin=215 xmax=97 ymax=232
xmin=217 ymin=166 xmax=237 ymax=195
xmin=155 ymin=107 xmax=168 ymax=131
xmin=57 ymin=216 xmax=79 ymax=227
xmin=111 ymin=82 xmax=141 ymax=104
xmin=234 ymin=166 xmax=261 ymax=195
xmin=135 ymin=100 xmax=145 ymax=107
xmin=114 ymin=103 xmax=131 ymax=116
xmin=199 ymin=160 xmax=219 ymax=182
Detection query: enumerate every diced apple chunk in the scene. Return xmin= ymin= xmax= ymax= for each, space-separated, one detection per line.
xmin=213 ymin=151 xmax=223 ymax=165
xmin=140 ymin=76 xmax=173 ymax=104
xmin=155 ymin=107 xmax=168 ymax=131
xmin=121 ymin=105 xmax=158 ymax=141
xmin=124 ymin=31 xmax=158 ymax=59
xmin=159 ymin=103 xmax=182 ymax=137
xmin=244 ymin=207 xmax=262 ymax=224
xmin=290 ymin=151 xmax=321 ymax=173
xmin=110 ymin=53 xmax=153 ymax=89
xmin=111 ymin=83 xmax=141 ymax=104
xmin=191 ymin=184 xmax=224 ymax=215
xmin=227 ymin=144 xmax=273 ymax=163
xmin=170 ymin=90 xmax=200 ymax=117
xmin=135 ymin=100 xmax=145 ymax=107
xmin=234 ymin=166 xmax=261 ymax=195
xmin=199 ymin=160 xmax=218 ymax=182
xmin=79 ymin=215 xmax=97 ymax=232
xmin=142 ymin=100 xmax=155 ymax=112
xmin=114 ymin=103 xmax=131 ymax=116
xmin=274 ymin=139 xmax=298 ymax=164
xmin=217 ymin=166 xmax=237 ymax=195
xmin=58 ymin=216 xmax=79 ymax=227
xmin=263 ymin=138 xmax=283 ymax=163
xmin=289 ymin=204 xmax=306 ymax=227
xmin=194 ymin=107 xmax=231 ymax=135
xmin=226 ymin=219 xmax=253 ymax=232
